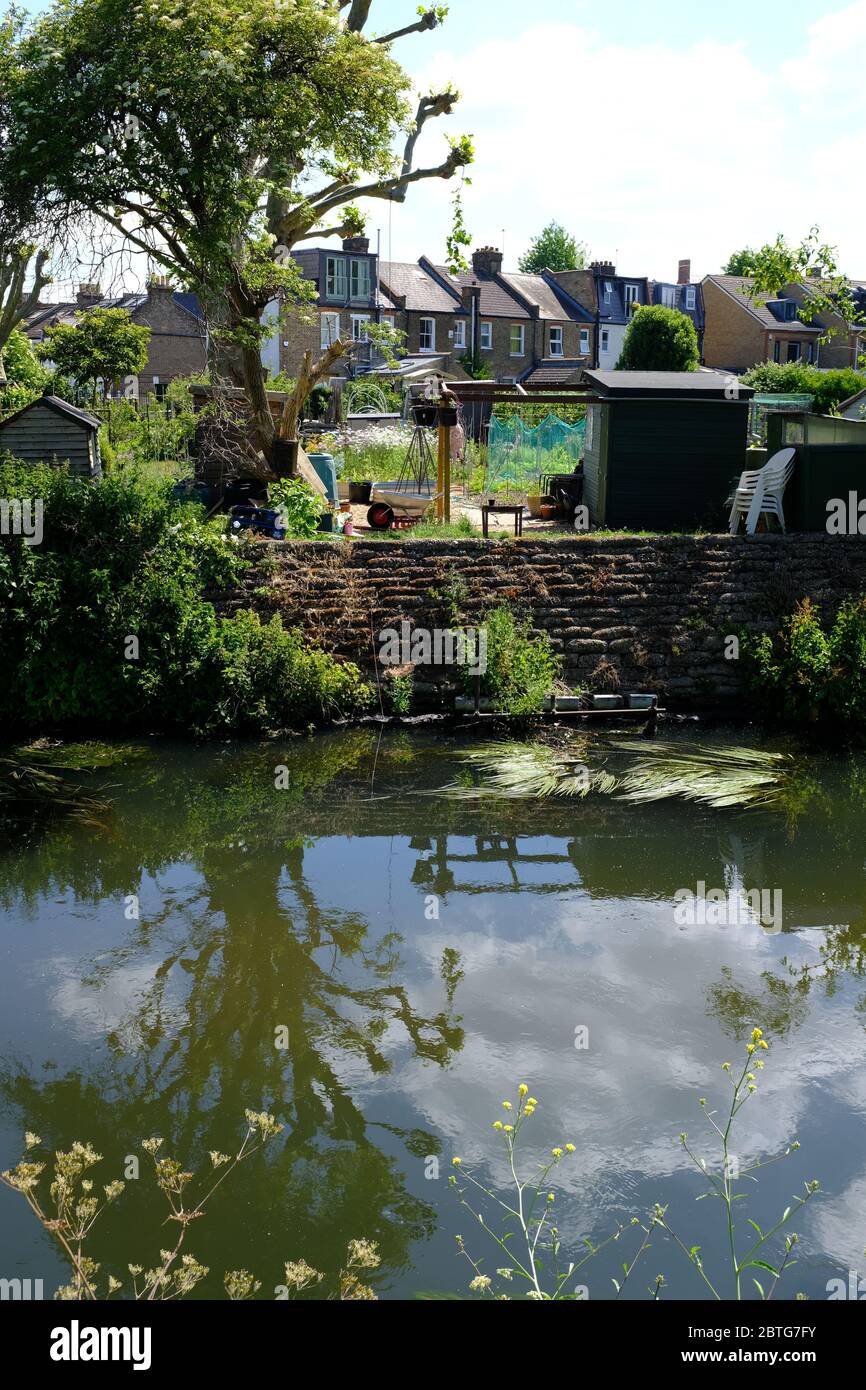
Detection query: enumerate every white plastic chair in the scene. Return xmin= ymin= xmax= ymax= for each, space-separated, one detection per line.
xmin=728 ymin=447 xmax=796 ymax=535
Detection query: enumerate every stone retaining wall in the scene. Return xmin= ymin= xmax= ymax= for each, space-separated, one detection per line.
xmin=215 ymin=535 xmax=866 ymax=708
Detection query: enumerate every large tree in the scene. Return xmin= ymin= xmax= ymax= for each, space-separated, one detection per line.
xmin=4 ymin=1 xmax=472 ymax=465
xmin=616 ymin=305 xmax=700 ymax=372
xmin=518 ymin=221 xmax=586 ymax=274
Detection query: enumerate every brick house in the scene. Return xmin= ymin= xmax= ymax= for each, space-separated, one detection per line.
xmin=378 ymin=255 xmax=467 ymax=369
xmin=565 ymin=261 xmax=650 ymax=369
xmin=701 ymin=274 xmax=824 ymax=373
xmin=772 ymin=279 xmax=866 ymax=369
xmin=24 ymin=277 xmax=207 ymax=399
xmin=262 ymin=235 xmax=399 ymax=381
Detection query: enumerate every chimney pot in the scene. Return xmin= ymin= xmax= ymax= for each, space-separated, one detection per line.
xmin=590 ymin=259 xmax=616 ymax=278
xmin=471 ymin=246 xmax=504 ymax=277
xmin=342 ymin=235 xmax=371 ymax=254
xmin=76 ymin=282 xmax=102 ymax=306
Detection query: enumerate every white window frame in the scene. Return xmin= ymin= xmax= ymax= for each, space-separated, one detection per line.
xmin=579 ymin=327 xmax=590 ymax=355
xmin=452 ymin=319 xmax=466 ymax=349
xmin=685 ymin=285 xmax=696 ymax=311
xmin=350 ymin=258 xmax=371 ymax=301
xmin=549 ymin=326 xmax=563 ymax=358
xmin=351 ymin=313 xmax=370 ymax=342
xmin=787 ymin=341 xmax=802 ymax=363
xmin=510 ymin=323 xmax=525 ymax=357
xmin=325 ymin=256 xmax=348 ymax=301
xmin=480 ymin=322 xmax=493 ymax=351
xmin=601 ymin=328 xmax=610 ymax=352
xmin=320 ymin=312 xmax=340 ymax=349
xmin=419 ymin=317 xmax=436 ymax=352
xmin=603 ymin=281 xmax=613 ymax=303
xmin=661 ymin=285 xmax=676 ymax=308
xmin=624 ymin=283 xmax=639 ymax=311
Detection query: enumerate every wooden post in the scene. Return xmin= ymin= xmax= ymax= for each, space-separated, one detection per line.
xmin=436 ymin=419 xmax=448 ymax=522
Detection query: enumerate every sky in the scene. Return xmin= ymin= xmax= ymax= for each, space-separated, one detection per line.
xmin=362 ymin=0 xmax=866 ymax=281
xmin=18 ymin=0 xmax=866 ymax=290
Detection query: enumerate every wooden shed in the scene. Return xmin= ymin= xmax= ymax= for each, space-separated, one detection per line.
xmin=0 ymin=395 xmax=102 ymax=479
xmin=581 ymin=370 xmax=754 ymax=530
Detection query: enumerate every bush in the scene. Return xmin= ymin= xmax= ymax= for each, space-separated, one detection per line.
xmin=740 ymin=361 xmax=866 ymax=415
xmin=268 ymin=476 xmax=325 ymax=537
xmin=740 ymin=595 xmax=866 ymax=735
xmin=461 ymin=603 xmax=561 ymax=714
xmin=0 ymin=459 xmax=371 ymax=734
xmin=616 ymin=305 xmax=700 ymax=371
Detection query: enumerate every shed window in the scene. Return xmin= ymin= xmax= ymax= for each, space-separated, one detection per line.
xmin=510 ymin=324 xmax=525 ymax=356
xmin=549 ymin=326 xmax=563 ymax=357
xmin=419 ymin=317 xmax=436 ymax=351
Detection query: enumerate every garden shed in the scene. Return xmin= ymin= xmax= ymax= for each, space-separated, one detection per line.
xmin=581 ymin=370 xmax=754 ymax=530
xmin=0 ymin=394 xmax=102 ymax=479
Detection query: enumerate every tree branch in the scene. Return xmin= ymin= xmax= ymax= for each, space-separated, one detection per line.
xmin=374 ymin=11 xmax=442 ymax=44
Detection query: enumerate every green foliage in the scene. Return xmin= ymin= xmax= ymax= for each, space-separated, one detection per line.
xmin=723 ymin=247 xmax=758 ymax=276
xmin=616 ymin=304 xmax=700 ymax=371
xmin=458 ymin=350 xmax=493 ymax=380
xmin=518 ymin=221 xmax=586 ymax=274
xmin=741 ymin=596 xmax=866 ymax=737
xmin=740 ymin=360 xmax=866 ymax=415
xmin=2 ymin=326 xmax=46 ymax=388
xmin=37 ymin=308 xmax=150 ymax=403
xmin=726 ymin=227 xmax=859 ymax=326
xmin=0 ymin=459 xmax=371 ymax=734
xmin=461 ymin=604 xmax=561 ymax=714
xmin=268 ymin=476 xmax=325 ymax=538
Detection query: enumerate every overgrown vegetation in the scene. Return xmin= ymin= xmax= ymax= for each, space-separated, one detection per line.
xmin=740 ymin=361 xmax=866 ymax=415
xmin=0 ymin=458 xmax=372 ymax=734
xmin=741 ymin=596 xmax=866 ymax=737
xmin=460 ymin=604 xmax=561 ymax=715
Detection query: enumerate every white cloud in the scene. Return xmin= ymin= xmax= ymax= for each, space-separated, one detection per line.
xmin=366 ymin=5 xmax=866 ymax=280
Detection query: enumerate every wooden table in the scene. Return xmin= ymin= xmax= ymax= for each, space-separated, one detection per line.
xmin=481 ymin=503 xmax=524 ymax=538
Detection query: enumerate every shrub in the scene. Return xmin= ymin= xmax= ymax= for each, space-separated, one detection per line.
xmin=616 ymin=305 xmax=700 ymax=371
xmin=740 ymin=361 xmax=866 ymax=415
xmin=740 ymin=595 xmax=866 ymax=735
xmin=268 ymin=476 xmax=325 ymax=537
xmin=461 ymin=603 xmax=561 ymax=714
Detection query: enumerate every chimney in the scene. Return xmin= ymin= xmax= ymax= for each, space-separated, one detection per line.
xmin=677 ymin=258 xmax=691 ymax=285
xmin=472 ymin=246 xmax=503 ymax=277
xmin=590 ymin=260 xmax=616 ymax=277
xmin=147 ymin=274 xmax=174 ymax=296
xmin=76 ymin=282 xmax=102 ymax=306
xmin=342 ymin=235 xmax=370 ymax=254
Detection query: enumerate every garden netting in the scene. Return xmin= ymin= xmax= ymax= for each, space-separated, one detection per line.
xmin=486 ymin=413 xmax=585 ymax=493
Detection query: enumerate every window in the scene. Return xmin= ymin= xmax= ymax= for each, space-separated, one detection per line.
xmin=419 ymin=317 xmax=436 ymax=351
xmin=153 ymin=382 xmax=167 ymax=402
xmin=580 ymin=328 xmax=590 ymax=355
xmin=452 ymin=319 xmax=466 ymax=349
xmin=351 ymin=314 xmax=370 ymax=342
xmin=325 ymin=256 xmax=348 ymax=300
xmin=480 ymin=322 xmax=493 ymax=351
xmin=787 ymin=341 xmax=802 ymax=362
xmin=601 ymin=328 xmax=610 ymax=352
xmin=510 ymin=323 xmax=525 ymax=356
xmin=603 ymin=281 xmax=613 ymax=303
xmin=624 ymin=283 xmax=639 ymax=311
xmin=549 ymin=326 xmax=563 ymax=357
xmin=685 ymin=285 xmax=696 ymax=311
xmin=320 ymin=312 xmax=340 ymax=349
xmin=661 ymin=285 xmax=676 ymax=308
xmin=350 ymin=258 xmax=372 ymax=301
xmin=807 ymin=342 xmax=815 ymax=364
xmin=773 ymin=339 xmax=781 ymax=363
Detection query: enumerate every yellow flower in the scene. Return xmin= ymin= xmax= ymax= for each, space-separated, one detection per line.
xmin=493 ymin=1121 xmax=503 ymax=1130
xmin=746 ymin=1043 xmax=756 ymax=1054
xmin=503 ymin=1124 xmax=513 ymax=1132
xmin=525 ymin=1106 xmax=536 ymax=1116
xmin=565 ymin=1143 xmax=576 ymax=1153
xmin=452 ymin=1157 xmax=461 ymax=1166
xmin=527 ymin=1098 xmax=538 ymax=1106
xmin=758 ymin=1040 xmax=769 ymax=1050
xmin=722 ymin=1062 xmax=731 ymax=1071
xmin=518 ymin=1084 xmax=529 ymax=1096
xmin=547 ymin=1192 xmax=555 ymax=1202
xmin=751 ymin=1027 xmax=763 ymax=1041
xmin=551 ymin=1147 xmax=563 ymax=1159
xmin=748 ymin=1084 xmax=757 ymax=1093
xmin=502 ymin=1101 xmax=512 ymax=1110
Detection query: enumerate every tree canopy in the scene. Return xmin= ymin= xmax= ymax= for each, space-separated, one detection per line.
xmin=615 ymin=305 xmax=700 ymax=372
xmin=518 ymin=221 xmax=586 ymax=274
xmin=3 ymin=1 xmax=473 ymax=460
xmin=37 ymin=308 xmax=151 ymax=403
xmin=724 ymin=229 xmax=858 ymax=328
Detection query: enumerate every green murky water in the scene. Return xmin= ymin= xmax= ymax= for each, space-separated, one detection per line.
xmin=1 ymin=730 xmax=865 ymax=1300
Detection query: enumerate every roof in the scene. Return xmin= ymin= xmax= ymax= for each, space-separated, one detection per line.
xmin=24 ymin=289 xmax=205 ymax=337
xmin=521 ymin=361 xmax=588 ymax=386
xmin=499 ymin=272 xmax=592 ymax=323
xmin=549 ymin=269 xmax=598 ymax=314
xmin=583 ymin=369 xmax=755 ymax=400
xmin=379 ymin=260 xmax=462 ymax=314
xmin=838 ymin=385 xmax=866 ymax=415
xmin=447 ymin=266 xmax=532 ymax=319
xmin=0 ymin=394 xmax=102 ymax=431
xmin=703 ymin=276 xmax=822 ymax=333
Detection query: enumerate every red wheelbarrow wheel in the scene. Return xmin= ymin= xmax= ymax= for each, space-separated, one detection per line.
xmin=367 ymin=502 xmax=395 ymax=530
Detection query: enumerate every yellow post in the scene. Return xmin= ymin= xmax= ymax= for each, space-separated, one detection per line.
xmin=436 ymin=418 xmax=448 ymax=522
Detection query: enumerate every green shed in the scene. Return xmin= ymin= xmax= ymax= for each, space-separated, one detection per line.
xmin=582 ymin=370 xmax=754 ymax=531
xmin=0 ymin=394 xmax=102 ymax=480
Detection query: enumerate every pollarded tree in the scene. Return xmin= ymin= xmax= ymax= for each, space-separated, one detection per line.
xmin=37 ymin=308 xmax=151 ymax=406
xmin=518 ymin=222 xmax=586 ymax=274
xmin=616 ymin=305 xmax=700 ymax=372
xmin=5 ymin=1 xmax=473 ymax=463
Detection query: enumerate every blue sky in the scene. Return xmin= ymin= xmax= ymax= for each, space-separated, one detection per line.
xmin=18 ymin=1 xmax=866 ymax=288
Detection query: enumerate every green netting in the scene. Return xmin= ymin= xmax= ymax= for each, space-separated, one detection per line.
xmin=487 ymin=413 xmax=585 ymax=493
xmin=748 ymin=394 xmax=812 ymax=443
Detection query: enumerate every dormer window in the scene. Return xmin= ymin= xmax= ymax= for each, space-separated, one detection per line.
xmin=604 ymin=281 xmax=613 ymax=302
xmin=325 ymin=256 xmax=348 ymax=300
xmin=685 ymin=286 xmax=696 ymax=311
xmin=624 ymin=283 xmax=639 ymax=310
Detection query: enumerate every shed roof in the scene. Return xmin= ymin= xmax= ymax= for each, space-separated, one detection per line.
xmin=0 ymin=394 xmax=102 ymax=431
xmin=583 ymin=369 xmax=755 ymax=400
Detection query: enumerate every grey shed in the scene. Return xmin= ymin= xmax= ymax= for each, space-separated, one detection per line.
xmin=0 ymin=395 xmax=102 ymax=479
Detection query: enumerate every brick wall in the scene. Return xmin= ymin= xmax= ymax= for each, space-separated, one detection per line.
xmin=216 ymin=534 xmax=866 ymax=709
xmin=131 ymin=288 xmax=207 ymax=393
xmin=702 ymin=278 xmax=766 ymax=372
